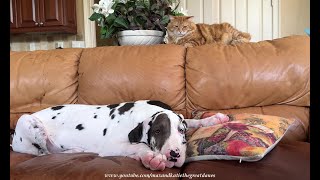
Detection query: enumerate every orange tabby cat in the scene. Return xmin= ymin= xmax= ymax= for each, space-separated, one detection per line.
xmin=166 ymin=16 xmax=251 ymax=47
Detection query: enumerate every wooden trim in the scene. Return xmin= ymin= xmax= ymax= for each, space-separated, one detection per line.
xmin=277 ymin=0 xmax=281 ymax=38
xmin=83 ymin=0 xmax=96 ymax=48
xmin=10 ymin=25 xmax=77 ymax=34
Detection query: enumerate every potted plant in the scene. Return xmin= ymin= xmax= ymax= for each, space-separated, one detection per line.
xmin=89 ymin=0 xmax=187 ymax=46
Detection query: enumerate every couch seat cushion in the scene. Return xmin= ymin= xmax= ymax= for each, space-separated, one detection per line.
xmin=10 ymin=152 xmax=181 ymax=180
xmin=182 ymin=141 xmax=309 ymax=180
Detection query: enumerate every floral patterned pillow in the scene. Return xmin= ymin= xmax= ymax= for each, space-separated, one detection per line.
xmin=185 ymin=113 xmax=295 ymax=162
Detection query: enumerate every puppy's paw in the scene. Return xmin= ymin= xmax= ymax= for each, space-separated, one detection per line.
xmin=165 ymin=161 xmax=175 ymax=168
xmin=200 ymin=113 xmax=230 ymax=127
xmin=139 ymin=151 xmax=167 ymax=171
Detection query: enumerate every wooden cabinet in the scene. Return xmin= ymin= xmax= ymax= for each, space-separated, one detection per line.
xmin=10 ymin=0 xmax=77 ymax=34
xmin=10 ymin=0 xmax=17 ymax=29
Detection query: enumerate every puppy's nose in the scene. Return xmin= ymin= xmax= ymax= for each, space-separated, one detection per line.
xmin=170 ymin=150 xmax=180 ymax=158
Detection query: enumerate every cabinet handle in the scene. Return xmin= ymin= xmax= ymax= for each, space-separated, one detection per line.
xmin=39 ymin=22 xmax=44 ymax=26
xmin=35 ymin=22 xmax=39 ymax=26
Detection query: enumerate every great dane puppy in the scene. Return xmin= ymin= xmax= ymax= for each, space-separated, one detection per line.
xmin=12 ymin=100 xmax=229 ymax=171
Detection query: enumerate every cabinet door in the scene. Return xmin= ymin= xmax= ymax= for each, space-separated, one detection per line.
xmin=64 ymin=0 xmax=76 ymax=27
xmin=39 ymin=0 xmax=64 ymax=27
xmin=10 ymin=0 xmax=17 ymax=28
xmin=16 ymin=0 xmax=40 ymax=28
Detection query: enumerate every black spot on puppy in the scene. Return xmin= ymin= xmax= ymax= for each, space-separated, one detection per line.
xmin=61 ymin=145 xmax=64 ymax=149
xmin=94 ymin=115 xmax=97 ymax=119
xmin=51 ymin=106 xmax=65 ymax=111
xmin=128 ymin=122 xmax=143 ymax=143
xmin=118 ymin=102 xmax=134 ymax=115
xmin=147 ymin=100 xmax=172 ymax=110
xmin=111 ymin=114 xmax=115 ymax=119
xmin=52 ymin=116 xmax=56 ymax=119
xmin=20 ymin=137 xmax=22 ymax=142
xmin=109 ymin=108 xmax=115 ymax=116
xmin=76 ymin=124 xmax=84 ymax=130
xmin=147 ymin=113 xmax=171 ymax=151
xmin=151 ymin=111 xmax=162 ymax=120
xmin=169 ymin=158 xmax=177 ymax=162
xmin=57 ymin=113 xmax=61 ymax=115
xmin=32 ymin=143 xmax=42 ymax=150
xmin=103 ymin=128 xmax=107 ymax=136
xmin=107 ymin=104 xmax=119 ymax=109
xmin=34 ymin=125 xmax=38 ymax=128
xmin=97 ymin=107 xmax=101 ymax=109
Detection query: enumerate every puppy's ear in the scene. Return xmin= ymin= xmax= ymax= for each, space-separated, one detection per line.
xmin=128 ymin=123 xmax=143 ymax=143
xmin=182 ymin=120 xmax=188 ymax=129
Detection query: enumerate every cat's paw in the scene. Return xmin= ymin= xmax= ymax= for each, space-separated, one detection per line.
xmin=184 ymin=43 xmax=194 ymax=48
xmin=200 ymin=113 xmax=230 ymax=127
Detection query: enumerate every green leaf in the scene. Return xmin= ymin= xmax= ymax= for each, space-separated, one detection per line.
xmin=160 ymin=15 xmax=169 ymax=24
xmin=100 ymin=26 xmax=107 ymax=35
xmin=105 ymin=13 xmax=116 ymax=24
xmin=114 ymin=17 xmax=129 ymax=29
xmin=173 ymin=12 xmax=185 ymax=16
xmin=128 ymin=7 xmax=134 ymax=12
xmin=105 ymin=26 xmax=116 ymax=39
xmin=144 ymin=0 xmax=150 ymax=9
xmin=89 ymin=12 xmax=104 ymax=21
xmin=151 ymin=4 xmax=159 ymax=10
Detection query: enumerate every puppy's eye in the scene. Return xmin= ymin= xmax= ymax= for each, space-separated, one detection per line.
xmin=155 ymin=129 xmax=160 ymax=134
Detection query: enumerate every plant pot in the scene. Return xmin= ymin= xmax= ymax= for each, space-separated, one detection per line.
xmin=117 ymin=30 xmax=164 ymax=46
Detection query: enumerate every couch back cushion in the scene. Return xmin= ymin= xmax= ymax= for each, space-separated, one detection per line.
xmin=186 ymin=35 xmax=310 ymax=115
xmin=78 ymin=45 xmax=186 ymax=115
xmin=10 ymin=49 xmax=83 ymax=128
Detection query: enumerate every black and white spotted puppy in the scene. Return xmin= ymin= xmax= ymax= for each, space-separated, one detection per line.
xmin=12 ymin=100 xmax=229 ymax=171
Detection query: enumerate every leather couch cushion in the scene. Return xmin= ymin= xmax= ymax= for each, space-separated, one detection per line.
xmin=10 ymin=152 xmax=180 ymax=180
xmin=10 ymin=49 xmax=83 ymax=128
xmin=182 ymin=141 xmax=309 ymax=180
xmin=78 ymin=45 xmax=186 ymax=115
xmin=186 ymin=35 xmax=310 ymax=115
xmin=10 ymin=141 xmax=309 ymax=180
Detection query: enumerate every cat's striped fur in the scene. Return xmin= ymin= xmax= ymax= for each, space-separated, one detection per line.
xmin=166 ymin=16 xmax=251 ymax=47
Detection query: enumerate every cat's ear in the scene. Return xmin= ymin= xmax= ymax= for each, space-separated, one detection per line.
xmin=186 ymin=16 xmax=194 ymax=21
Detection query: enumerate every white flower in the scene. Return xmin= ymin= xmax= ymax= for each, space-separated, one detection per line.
xmin=177 ymin=7 xmax=188 ymax=15
xmin=92 ymin=0 xmax=115 ymax=18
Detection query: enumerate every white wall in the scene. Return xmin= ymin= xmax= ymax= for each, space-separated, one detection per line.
xmin=280 ymin=0 xmax=310 ymax=37
xmin=176 ymin=0 xmax=279 ymax=42
xmin=175 ymin=0 xmax=309 ymax=41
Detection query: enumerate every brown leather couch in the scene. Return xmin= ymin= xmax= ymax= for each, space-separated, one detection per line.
xmin=10 ymin=35 xmax=310 ymax=180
